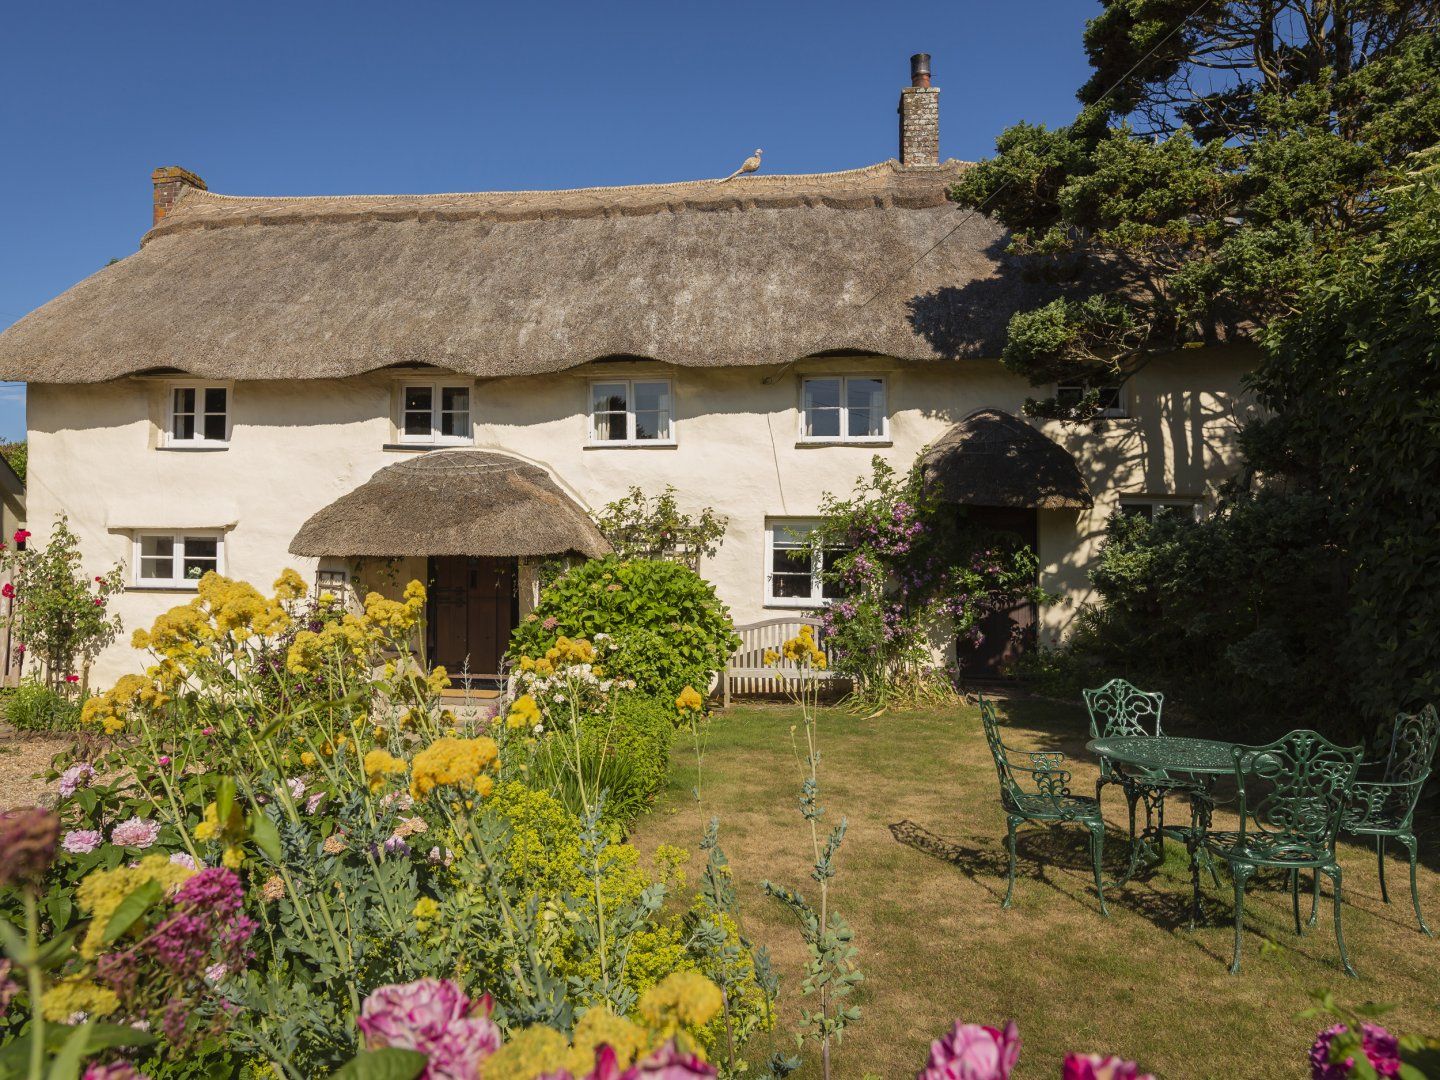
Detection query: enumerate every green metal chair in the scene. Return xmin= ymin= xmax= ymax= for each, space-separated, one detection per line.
xmin=980 ymin=695 xmax=1108 ymax=916
xmin=1201 ymin=730 xmax=1362 ymax=977
xmin=1334 ymin=704 xmax=1439 ymax=936
xmin=1083 ymin=678 xmax=1197 ymax=880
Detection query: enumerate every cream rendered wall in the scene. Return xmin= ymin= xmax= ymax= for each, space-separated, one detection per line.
xmin=27 ymin=350 xmax=1260 ymax=686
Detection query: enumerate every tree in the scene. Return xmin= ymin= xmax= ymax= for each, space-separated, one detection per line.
xmin=950 ymin=0 xmax=1439 ymax=417
xmin=0 ymin=517 xmax=124 ymax=691
xmin=0 ymin=440 xmax=26 ymax=483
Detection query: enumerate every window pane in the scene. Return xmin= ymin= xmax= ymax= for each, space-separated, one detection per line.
xmin=594 ymin=412 xmax=626 ymax=441
xmin=440 ymin=387 xmax=470 ymax=438
xmin=203 ymin=387 xmax=227 ymax=414
xmin=139 ymin=535 xmax=175 ymax=581
xmin=172 ymin=388 xmax=195 ymax=414
xmin=441 ymin=386 xmax=469 ymax=413
xmin=819 ymin=547 xmax=847 ymax=599
xmin=846 ymin=378 xmax=885 ymax=437
xmin=771 ymin=522 xmax=814 ymax=548
xmin=803 ymin=379 xmax=841 ymax=409
xmin=1095 ymin=385 xmax=1122 ymax=412
xmin=182 ymin=537 xmax=219 ymax=580
xmin=203 ymin=411 xmax=227 ymax=441
xmin=771 ymin=573 xmax=813 ymax=598
xmin=173 ymin=413 xmax=196 ymax=440
xmin=592 ymin=384 xmax=627 ymax=413
xmin=1119 ymin=503 xmax=1152 ymax=520
xmin=404 ymin=386 xmax=432 ymax=412
xmin=403 ymin=386 xmax=433 ymax=437
xmin=633 ymin=381 xmax=669 ymax=412
xmin=1055 ymin=384 xmax=1084 ymax=408
xmin=805 ymin=408 xmax=841 ymax=439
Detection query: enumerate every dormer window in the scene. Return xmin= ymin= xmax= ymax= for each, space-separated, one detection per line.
xmin=588 ymin=379 xmax=674 ymax=446
xmin=166 ymin=385 xmax=230 ymax=447
xmin=800 ymin=376 xmax=887 ymax=443
xmin=398 ymin=382 xmax=473 ymax=445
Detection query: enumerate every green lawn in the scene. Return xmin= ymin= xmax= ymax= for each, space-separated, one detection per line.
xmin=629 ymin=698 xmax=1440 ymax=1079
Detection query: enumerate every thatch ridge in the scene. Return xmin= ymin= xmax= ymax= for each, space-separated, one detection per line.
xmin=0 ymin=160 xmax=1075 ymax=383
xmin=289 ymin=451 xmax=611 ymax=560
xmin=918 ymin=409 xmax=1092 ymax=510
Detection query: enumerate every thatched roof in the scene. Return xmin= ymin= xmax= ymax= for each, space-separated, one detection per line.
xmin=0 ymin=160 xmax=1072 ymax=383
xmin=918 ymin=409 xmax=1092 ymax=509
xmin=289 ymin=451 xmax=611 ymax=559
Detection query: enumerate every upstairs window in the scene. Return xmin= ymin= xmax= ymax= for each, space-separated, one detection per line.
xmin=765 ymin=519 xmax=845 ymax=607
xmin=167 ymin=385 xmax=229 ymax=446
xmin=589 ymin=379 xmax=674 ymax=445
xmin=133 ymin=532 xmax=223 ymax=589
xmin=1119 ymin=498 xmax=1200 ymax=523
xmin=800 ymin=376 xmax=887 ymax=442
xmin=1055 ymin=380 xmax=1126 ymax=418
xmin=399 ymin=382 xmax=472 ymax=445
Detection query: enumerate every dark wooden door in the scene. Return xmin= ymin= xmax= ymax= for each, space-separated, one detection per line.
xmin=427 ymin=557 xmax=517 ymax=680
xmin=956 ymin=506 xmax=1039 ymax=679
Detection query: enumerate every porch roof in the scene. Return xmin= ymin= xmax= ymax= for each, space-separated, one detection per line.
xmin=289 ymin=451 xmax=611 ymax=560
xmin=918 ymin=408 xmax=1092 ymax=510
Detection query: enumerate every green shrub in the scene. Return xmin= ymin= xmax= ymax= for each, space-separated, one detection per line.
xmin=3 ymin=678 xmax=80 ymax=732
xmin=509 ymin=557 xmax=740 ymax=706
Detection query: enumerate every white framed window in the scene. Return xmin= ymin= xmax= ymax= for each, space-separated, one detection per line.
xmin=588 ymin=379 xmax=674 ymax=445
xmin=764 ymin=519 xmax=846 ymax=608
xmin=397 ymin=382 xmax=473 ymax=445
xmin=1055 ymin=380 xmax=1126 ymax=418
xmin=132 ymin=532 xmax=224 ymax=588
xmin=799 ymin=376 xmax=888 ymax=442
xmin=166 ymin=384 xmax=230 ymax=446
xmin=1119 ymin=498 xmax=1200 ymax=523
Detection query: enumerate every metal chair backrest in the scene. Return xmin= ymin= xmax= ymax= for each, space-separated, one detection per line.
xmin=979 ymin=695 xmax=1024 ymax=806
xmin=1233 ymin=730 xmax=1361 ymax=856
xmin=1083 ymin=678 xmax=1164 ymax=741
xmin=1382 ymin=704 xmax=1440 ymax=787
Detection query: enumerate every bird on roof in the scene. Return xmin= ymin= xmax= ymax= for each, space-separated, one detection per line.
xmin=717 ymin=149 xmax=763 ymax=183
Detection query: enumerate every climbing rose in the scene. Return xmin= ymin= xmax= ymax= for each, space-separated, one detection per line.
xmin=918 ymin=1020 xmax=1021 ymax=1080
xmin=357 ymin=979 xmax=501 ymax=1080
xmin=1311 ymin=1023 xmax=1402 ymax=1079
xmin=13 ymin=529 xmax=29 ymax=545
xmin=1062 ymin=1054 xmax=1156 ymax=1080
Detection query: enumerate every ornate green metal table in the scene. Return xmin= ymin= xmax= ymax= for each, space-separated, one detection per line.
xmin=1087 ymin=735 xmax=1239 ymax=925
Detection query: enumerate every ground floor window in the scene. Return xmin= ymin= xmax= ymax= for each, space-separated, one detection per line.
xmin=1118 ymin=497 xmax=1201 ymax=522
xmin=764 ymin=519 xmax=845 ymax=607
xmin=133 ymin=532 xmax=223 ymax=588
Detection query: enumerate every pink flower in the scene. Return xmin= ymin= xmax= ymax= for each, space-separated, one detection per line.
xmin=93 ymin=598 xmax=105 ymax=606
xmin=201 ymin=727 xmax=216 ymax=737
xmin=111 ymin=818 xmax=161 ymax=849
xmin=1062 ymin=1054 xmax=1156 ymax=1080
xmin=620 ymin=1040 xmax=716 ymax=1078
xmin=168 ymin=852 xmax=198 ymax=870
xmin=58 ymin=763 xmax=97 ymax=798
xmin=62 ymin=829 xmax=103 ymax=854
xmin=13 ymin=530 xmax=29 ymax=545
xmin=1311 ymin=1024 xmax=1402 ymax=1079
xmin=918 ymin=1020 xmax=1020 ymax=1080
xmin=357 ymin=979 xmax=501 ymax=1080
xmin=82 ymin=1063 xmax=145 ymax=1080
xmin=14 ymin=644 xmax=23 ymax=653
xmin=1 ymin=583 xmax=13 ymax=599
xmin=156 ymin=756 xmax=172 ymax=767
xmin=65 ymin=674 xmax=81 ymax=683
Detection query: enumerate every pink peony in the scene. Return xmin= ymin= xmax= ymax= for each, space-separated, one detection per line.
xmin=168 ymin=852 xmax=198 ymax=870
xmin=1062 ymin=1054 xmax=1156 ymax=1080
xmin=919 ymin=1020 xmax=1021 ymax=1080
xmin=62 ymin=829 xmax=103 ymax=854
xmin=542 ymin=1040 xmax=717 ymax=1080
xmin=81 ymin=1064 xmax=145 ymax=1080
xmin=1311 ymin=1023 xmax=1402 ymax=1079
xmin=357 ymin=979 xmax=501 ymax=1080
xmin=111 ymin=818 xmax=161 ymax=849
xmin=58 ymin=763 xmax=97 ymax=798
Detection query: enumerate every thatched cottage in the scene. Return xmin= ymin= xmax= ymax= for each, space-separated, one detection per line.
xmin=0 ymin=56 xmax=1257 ymax=686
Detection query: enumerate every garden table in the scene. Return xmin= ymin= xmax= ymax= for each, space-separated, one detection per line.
xmin=1086 ymin=735 xmax=1239 ymax=927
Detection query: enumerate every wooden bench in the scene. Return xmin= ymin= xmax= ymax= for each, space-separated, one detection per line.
xmin=721 ymin=616 xmax=841 ymax=706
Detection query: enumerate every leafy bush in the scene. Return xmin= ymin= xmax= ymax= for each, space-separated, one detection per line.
xmin=594 ymin=486 xmax=728 ymax=568
xmin=2 ymin=679 xmax=81 ymax=732
xmin=509 ymin=558 xmax=740 ymax=707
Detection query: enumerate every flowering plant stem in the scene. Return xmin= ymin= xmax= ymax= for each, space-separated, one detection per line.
xmin=24 ymin=888 xmax=44 ymax=1080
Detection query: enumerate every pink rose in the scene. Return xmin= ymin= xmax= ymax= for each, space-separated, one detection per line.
xmin=1 ymin=584 xmax=13 ymax=600
xmin=111 ymin=818 xmax=161 ymax=849
xmin=1062 ymin=1055 xmax=1156 ymax=1080
xmin=357 ymin=979 xmax=500 ymax=1080
xmin=919 ymin=1020 xmax=1020 ymax=1080
xmin=62 ymin=829 xmax=103 ymax=854
xmin=13 ymin=530 xmax=29 ymax=545
xmin=65 ymin=674 xmax=80 ymax=683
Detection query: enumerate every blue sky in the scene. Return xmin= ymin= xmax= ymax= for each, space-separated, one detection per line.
xmin=0 ymin=0 xmax=1098 ymax=443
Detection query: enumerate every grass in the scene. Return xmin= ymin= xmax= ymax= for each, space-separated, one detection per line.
xmin=628 ymin=697 xmax=1440 ymax=1079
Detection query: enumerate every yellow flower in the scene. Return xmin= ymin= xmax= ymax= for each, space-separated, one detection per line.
xmin=222 ymin=845 xmax=244 ymax=869
xmin=363 ymin=748 xmax=408 ymax=793
xmin=572 ymin=1008 xmax=649 ymax=1070
xmin=42 ymin=976 xmax=119 ymax=1022
xmin=762 ymin=648 xmax=780 ymax=666
xmin=409 ymin=736 xmax=500 ymax=799
xmin=272 ymin=568 xmax=308 ymax=602
xmin=637 ymin=971 xmax=723 ymax=1040
xmin=482 ymin=1027 xmax=570 ymax=1080
xmin=675 ymin=686 xmax=704 ymax=714
xmin=194 ymin=800 xmax=246 ymax=845
xmin=412 ymin=896 xmax=439 ymax=930
xmin=426 ymin=665 xmax=452 ymax=693
xmin=75 ymin=855 xmax=194 ymax=957
xmin=507 ymin=693 xmax=541 ymax=731
xmin=300 ymin=751 xmax=317 ymax=767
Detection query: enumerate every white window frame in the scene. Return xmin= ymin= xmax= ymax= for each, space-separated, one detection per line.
xmin=396 ymin=380 xmax=474 ymax=446
xmin=798 ymin=375 xmax=889 ymax=444
xmin=1118 ymin=497 xmax=1201 ymax=523
xmin=164 ymin=383 xmax=231 ymax=447
xmin=764 ymin=518 xmax=845 ymax=609
xmin=1055 ymin=379 xmax=1127 ymax=418
xmin=587 ymin=378 xmax=676 ymax=446
xmin=131 ymin=531 xmax=225 ymax=589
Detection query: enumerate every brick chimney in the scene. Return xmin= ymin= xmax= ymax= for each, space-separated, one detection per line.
xmin=898 ymin=54 xmax=939 ymax=166
xmin=151 ymin=166 xmax=206 ymax=226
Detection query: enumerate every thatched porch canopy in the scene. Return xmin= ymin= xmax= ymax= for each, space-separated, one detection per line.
xmin=918 ymin=409 xmax=1092 ymax=509
xmin=289 ymin=451 xmax=610 ymax=560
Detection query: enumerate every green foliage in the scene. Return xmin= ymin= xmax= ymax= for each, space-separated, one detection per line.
xmin=0 ymin=440 xmax=25 ymax=484
xmin=509 ymin=557 xmax=740 ymax=705
xmin=0 ymin=517 xmax=125 ymax=691
xmin=594 ymin=486 xmax=729 ymax=567
xmin=2 ymin=679 xmax=81 ymax=733
xmin=948 ymin=3 xmax=1439 ymax=412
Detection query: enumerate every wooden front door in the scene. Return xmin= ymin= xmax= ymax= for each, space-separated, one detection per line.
xmin=427 ymin=557 xmax=517 ymax=682
xmin=956 ymin=506 xmax=1039 ymax=679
